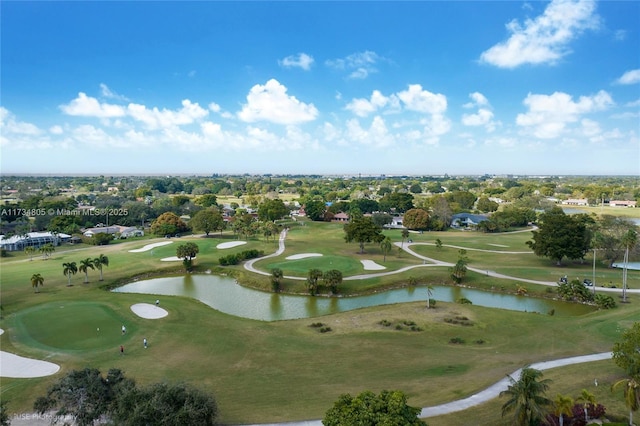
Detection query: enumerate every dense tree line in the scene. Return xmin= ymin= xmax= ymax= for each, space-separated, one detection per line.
xmin=32 ymin=368 xmax=218 ymax=426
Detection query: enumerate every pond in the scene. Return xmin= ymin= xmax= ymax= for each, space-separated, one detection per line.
xmin=113 ymin=275 xmax=594 ymax=321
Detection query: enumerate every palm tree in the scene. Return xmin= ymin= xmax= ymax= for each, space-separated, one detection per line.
xmin=30 ymin=273 xmax=44 ymax=293
xmin=621 ymin=229 xmax=637 ymax=303
xmin=426 ymin=284 xmax=434 ymax=309
xmin=500 ymin=366 xmax=552 ymax=426
xmin=380 ymin=237 xmax=392 ymax=262
xmin=307 ymin=268 xmax=323 ymax=296
xmin=401 ymin=229 xmax=409 ymax=248
xmin=576 ymin=388 xmax=596 ymax=423
xmin=611 ymin=377 xmax=640 ymax=426
xmin=93 ymin=254 xmax=109 ymax=281
xmin=39 ymin=244 xmax=54 ymax=259
xmin=271 ymin=268 xmax=283 ymax=293
xmin=79 ymin=258 xmax=95 ymax=283
xmin=62 ymin=262 xmax=77 ymax=286
xmin=24 ymin=246 xmax=35 ymax=261
xmin=553 ymin=394 xmax=573 ymax=426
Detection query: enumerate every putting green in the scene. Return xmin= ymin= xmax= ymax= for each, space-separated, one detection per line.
xmin=266 ymin=255 xmax=361 ymax=275
xmin=12 ymin=302 xmax=135 ymax=352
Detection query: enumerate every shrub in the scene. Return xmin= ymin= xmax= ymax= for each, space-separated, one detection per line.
xmin=457 ymin=297 xmax=472 ymax=305
xmin=378 ymin=319 xmax=392 ymax=327
xmin=319 ymin=327 xmax=332 ymax=333
xmin=428 ymin=298 xmax=436 ymax=307
xmin=449 ymin=337 xmax=465 ymax=344
xmin=309 ymin=322 xmax=324 ymax=328
xmin=475 ymin=339 xmax=485 ymax=344
xmin=218 ymin=249 xmax=264 ymax=266
xmin=594 ymin=294 xmax=616 ymax=309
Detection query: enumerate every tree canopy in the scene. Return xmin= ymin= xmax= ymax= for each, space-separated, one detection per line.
xmin=150 ymin=212 xmax=189 ymax=236
xmin=613 ymin=322 xmax=640 ymax=378
xmin=403 ymin=208 xmax=430 ymax=231
xmin=526 ymin=207 xmax=592 ymax=265
xmin=344 ymin=214 xmax=385 ymax=254
xmin=323 ymin=390 xmax=426 ymax=426
xmin=190 ymin=207 xmax=224 ymax=236
xmin=34 ymin=368 xmax=218 ymax=426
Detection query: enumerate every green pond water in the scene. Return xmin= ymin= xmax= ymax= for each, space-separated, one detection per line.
xmin=113 ymin=274 xmax=594 ymax=321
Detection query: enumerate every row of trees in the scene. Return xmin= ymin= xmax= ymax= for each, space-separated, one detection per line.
xmin=60 ymin=254 xmax=109 ymax=287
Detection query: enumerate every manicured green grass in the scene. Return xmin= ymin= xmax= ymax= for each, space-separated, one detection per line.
xmin=1 ymin=221 xmax=639 ymax=424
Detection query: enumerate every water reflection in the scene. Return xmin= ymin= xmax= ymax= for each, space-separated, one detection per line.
xmin=113 ymin=274 xmax=593 ymax=321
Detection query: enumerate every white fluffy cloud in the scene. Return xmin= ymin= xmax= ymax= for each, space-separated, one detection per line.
xmin=516 ymin=90 xmax=613 ymax=138
xmin=279 ymin=53 xmax=314 ymax=70
xmin=397 ymin=84 xmax=447 ymax=114
xmin=127 ymin=100 xmax=208 ymax=130
xmin=615 ymin=69 xmax=640 ymax=85
xmin=61 ymin=92 xmax=127 ymax=118
xmin=345 ymin=90 xmax=399 ymax=117
xmin=462 ymin=92 xmax=496 ymax=131
xmin=237 ymin=79 xmax=318 ymax=125
xmin=480 ymin=0 xmax=599 ymax=68
xmin=343 ymin=85 xmax=450 ymax=145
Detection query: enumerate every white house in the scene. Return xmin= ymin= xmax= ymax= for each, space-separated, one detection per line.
xmin=0 ymin=232 xmax=60 ymax=252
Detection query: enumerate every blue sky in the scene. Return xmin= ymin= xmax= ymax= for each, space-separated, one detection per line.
xmin=1 ymin=0 xmax=639 ymax=176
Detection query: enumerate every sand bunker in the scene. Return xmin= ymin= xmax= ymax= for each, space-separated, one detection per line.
xmin=217 ymin=241 xmax=247 ymax=249
xmin=129 ymin=241 xmax=173 ymax=253
xmin=286 ymin=253 xmax=323 ymax=260
xmin=361 ymin=260 xmax=386 ymax=270
xmin=0 ymin=329 xmax=60 ymax=378
xmin=130 ymin=303 xmax=168 ymax=319
xmin=160 ymin=256 xmax=195 ymax=262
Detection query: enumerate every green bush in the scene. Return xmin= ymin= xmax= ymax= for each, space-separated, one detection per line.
xmin=449 ymin=337 xmax=465 ymax=344
xmin=457 ymin=297 xmax=472 ymax=305
xmin=218 ymin=249 xmax=264 ymax=266
xmin=594 ymin=293 xmax=616 ymax=309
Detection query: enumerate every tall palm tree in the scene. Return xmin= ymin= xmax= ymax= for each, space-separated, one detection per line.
xmin=401 ymin=229 xmax=409 ymax=248
xmin=24 ymin=246 xmax=35 ymax=261
xmin=500 ymin=366 xmax=552 ymax=426
xmin=621 ymin=229 xmax=637 ymax=303
xmin=426 ymin=284 xmax=434 ymax=309
xmin=62 ymin=262 xmax=77 ymax=286
xmin=553 ymin=394 xmax=573 ymax=426
xmin=380 ymin=237 xmax=392 ymax=262
xmin=93 ymin=254 xmax=109 ymax=281
xmin=576 ymin=388 xmax=596 ymax=423
xmin=271 ymin=268 xmax=283 ymax=293
xmin=79 ymin=258 xmax=95 ymax=283
xmin=611 ymin=377 xmax=640 ymax=426
xmin=30 ymin=273 xmax=44 ymax=293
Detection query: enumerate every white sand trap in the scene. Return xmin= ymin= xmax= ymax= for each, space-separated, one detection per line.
xmin=160 ymin=256 xmax=196 ymax=262
xmin=361 ymin=260 xmax=386 ymax=270
xmin=130 ymin=303 xmax=168 ymax=319
xmin=216 ymin=241 xmax=247 ymax=249
xmin=0 ymin=329 xmax=60 ymax=378
xmin=129 ymin=241 xmax=173 ymax=253
xmin=286 ymin=253 xmax=323 ymax=260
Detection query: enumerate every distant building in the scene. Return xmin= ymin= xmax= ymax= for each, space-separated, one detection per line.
xmin=609 ymin=200 xmax=637 ymax=208
xmin=561 ymin=198 xmax=589 ymax=206
xmin=0 ymin=232 xmax=60 ymax=252
xmin=82 ymin=225 xmax=143 ymax=238
xmin=331 ymin=212 xmax=350 ymax=222
xmin=451 ymin=213 xmax=489 ymax=228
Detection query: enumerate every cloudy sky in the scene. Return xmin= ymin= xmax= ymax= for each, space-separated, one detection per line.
xmin=1 ymin=1 xmax=639 ymax=176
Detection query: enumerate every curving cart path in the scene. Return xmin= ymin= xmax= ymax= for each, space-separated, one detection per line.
xmin=239 ymin=229 xmax=637 ymax=425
